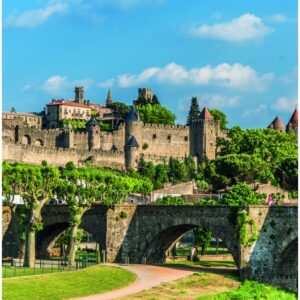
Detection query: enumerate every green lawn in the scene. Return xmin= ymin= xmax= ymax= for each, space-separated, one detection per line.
xmin=3 ymin=265 xmax=136 ymax=300
xmin=166 ymin=260 xmax=236 ymax=268
xmin=2 ymin=266 xmax=68 ymax=278
xmin=196 ymin=280 xmax=297 ymax=300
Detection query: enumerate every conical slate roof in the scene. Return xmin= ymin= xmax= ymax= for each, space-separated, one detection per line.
xmin=287 ymin=108 xmax=298 ymax=127
xmin=268 ymin=116 xmax=285 ymax=131
xmin=106 ymin=89 xmax=113 ymax=105
xmin=127 ymin=136 xmax=139 ymax=148
xmin=199 ymin=107 xmax=213 ymax=120
xmin=125 ymin=107 xmax=139 ymax=123
xmin=87 ymin=117 xmax=99 ymax=126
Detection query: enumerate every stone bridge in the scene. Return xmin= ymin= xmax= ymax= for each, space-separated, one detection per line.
xmin=2 ymin=204 xmax=298 ymax=292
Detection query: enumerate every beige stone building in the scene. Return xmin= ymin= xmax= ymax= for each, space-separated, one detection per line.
xmin=2 ymin=112 xmax=43 ymax=129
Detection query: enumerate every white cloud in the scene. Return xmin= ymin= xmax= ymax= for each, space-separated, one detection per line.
xmin=118 ymin=67 xmax=160 ymax=87
xmin=272 ymin=97 xmax=297 ymax=113
xmin=202 ymin=94 xmax=240 ymax=108
xmin=267 ymin=14 xmax=287 ymax=23
xmin=5 ymin=2 xmax=69 ymax=28
xmin=42 ymin=75 xmax=69 ymax=93
xmin=98 ymin=78 xmax=116 ymax=88
xmin=188 ymin=13 xmax=273 ymax=42
xmin=73 ymin=78 xmax=94 ymax=89
xmin=242 ymin=104 xmax=267 ymax=117
xmin=22 ymin=84 xmax=33 ymax=91
xmin=117 ymin=62 xmax=273 ymax=91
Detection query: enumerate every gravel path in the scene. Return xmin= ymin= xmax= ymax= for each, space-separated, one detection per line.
xmin=71 ymin=264 xmax=196 ymax=300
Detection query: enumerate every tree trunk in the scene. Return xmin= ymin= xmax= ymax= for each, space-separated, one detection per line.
xmin=201 ymin=245 xmax=206 ymax=255
xmin=24 ymin=207 xmax=42 ymax=268
xmin=19 ymin=239 xmax=26 ymax=259
xmin=67 ymin=224 xmax=79 ymax=267
xmin=24 ymin=227 xmax=36 ymax=268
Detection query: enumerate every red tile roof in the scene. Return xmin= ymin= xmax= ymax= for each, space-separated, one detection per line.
xmin=199 ymin=107 xmax=213 ymax=120
xmin=47 ymin=100 xmax=90 ymax=109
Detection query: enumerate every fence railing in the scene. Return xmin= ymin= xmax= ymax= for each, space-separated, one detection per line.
xmin=2 ymin=254 xmax=98 ymax=278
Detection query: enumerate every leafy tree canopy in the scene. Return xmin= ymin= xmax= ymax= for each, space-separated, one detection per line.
xmin=209 ymin=109 xmax=228 ymax=130
xmin=136 ymin=104 xmax=176 ymax=125
xmin=187 ymin=97 xmax=200 ymax=125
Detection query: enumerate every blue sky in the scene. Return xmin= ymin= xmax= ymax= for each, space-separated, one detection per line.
xmin=3 ymin=0 xmax=298 ymax=128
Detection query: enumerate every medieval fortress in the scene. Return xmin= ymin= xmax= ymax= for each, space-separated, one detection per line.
xmin=2 ymin=87 xmax=298 ymax=170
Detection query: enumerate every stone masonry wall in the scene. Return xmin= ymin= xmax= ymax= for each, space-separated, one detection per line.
xmin=3 ymin=143 xmax=125 ymax=169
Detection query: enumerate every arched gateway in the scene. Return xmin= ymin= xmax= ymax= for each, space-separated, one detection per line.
xmin=2 ymin=204 xmax=298 ymax=292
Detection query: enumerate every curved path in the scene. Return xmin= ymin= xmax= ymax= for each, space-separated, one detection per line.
xmin=71 ymin=264 xmax=196 ymax=300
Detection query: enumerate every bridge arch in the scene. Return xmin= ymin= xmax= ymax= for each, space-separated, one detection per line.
xmin=141 ymin=222 xmax=239 ymax=265
xmin=272 ymin=238 xmax=298 ymax=292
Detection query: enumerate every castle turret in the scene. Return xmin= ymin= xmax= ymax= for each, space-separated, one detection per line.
xmin=75 ymin=86 xmax=84 ymax=104
xmin=86 ymin=117 xmax=100 ymax=150
xmin=286 ymin=108 xmax=298 ymax=133
xmin=106 ymin=89 xmax=113 ymax=106
xmin=190 ymin=107 xmax=219 ymax=162
xmin=267 ymin=116 xmax=285 ymax=132
xmin=124 ymin=107 xmax=142 ymax=169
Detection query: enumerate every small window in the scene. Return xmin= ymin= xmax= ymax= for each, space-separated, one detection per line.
xmin=167 ymin=134 xmax=171 ymax=140
xmin=184 ymin=136 xmax=188 ymax=141
xmin=152 ymin=134 xmax=157 ymax=139
xmin=210 ymin=142 xmax=214 ymax=146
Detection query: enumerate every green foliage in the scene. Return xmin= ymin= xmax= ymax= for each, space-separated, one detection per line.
xmin=154 ymin=195 xmax=188 ymax=205
xmin=194 ymin=227 xmax=212 ymax=254
xmin=196 ymin=180 xmax=209 ymax=192
xmin=119 ymin=211 xmax=127 ymax=219
xmin=107 ymin=102 xmax=131 ymax=120
xmin=220 ymin=183 xmax=261 ymax=206
xmin=187 ymin=97 xmax=200 ymax=125
xmin=154 ymin=164 xmax=169 ymax=189
xmin=168 ymin=157 xmax=189 ymax=184
xmin=99 ymin=121 xmax=111 ymax=131
xmin=142 ymin=142 xmax=149 ymax=150
xmin=217 ymin=127 xmax=298 ymax=190
xmin=209 ymin=109 xmax=228 ymax=130
xmin=60 ymin=119 xmax=87 ymax=130
xmin=10 ymin=106 xmax=16 ymax=113
xmin=136 ymin=104 xmax=176 ymax=125
xmin=288 ymin=190 xmax=298 ymax=199
xmin=196 ymin=280 xmax=297 ymax=300
xmin=236 ymin=211 xmax=258 ymax=246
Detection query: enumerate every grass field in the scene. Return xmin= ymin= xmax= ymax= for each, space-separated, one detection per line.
xmin=3 ymin=265 xmax=136 ymax=300
xmin=166 ymin=260 xmax=236 ymax=268
xmin=196 ymin=280 xmax=297 ymax=300
xmin=2 ymin=266 xmax=67 ymax=278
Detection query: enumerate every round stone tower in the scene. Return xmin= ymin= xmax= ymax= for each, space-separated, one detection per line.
xmin=86 ymin=117 xmax=100 ymax=150
xmin=124 ymin=107 xmax=142 ymax=169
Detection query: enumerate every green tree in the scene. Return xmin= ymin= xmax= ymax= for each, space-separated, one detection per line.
xmin=154 ymin=164 xmax=169 ymax=189
xmin=108 ymin=102 xmax=130 ymax=121
xmin=10 ymin=106 xmax=16 ymax=113
xmin=138 ymin=157 xmax=156 ymax=179
xmin=187 ymin=97 xmax=200 ymax=125
xmin=136 ymin=104 xmax=176 ymax=125
xmin=60 ymin=166 xmax=153 ymax=266
xmin=184 ymin=155 xmax=196 ymax=179
xmin=2 ymin=163 xmax=60 ymax=267
xmin=209 ymin=109 xmax=228 ymax=130
xmin=168 ymin=157 xmax=189 ymax=183
xmin=220 ymin=183 xmax=261 ymax=206
xmin=193 ymin=227 xmax=212 ymax=255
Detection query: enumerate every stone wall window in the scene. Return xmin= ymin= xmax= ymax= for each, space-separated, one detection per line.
xmin=152 ymin=134 xmax=157 ymax=139
xmin=210 ymin=142 xmax=214 ymax=146
xmin=184 ymin=136 xmax=188 ymax=141
xmin=167 ymin=134 xmax=171 ymax=141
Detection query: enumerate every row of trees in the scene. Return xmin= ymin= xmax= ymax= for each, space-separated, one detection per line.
xmin=2 ymin=162 xmax=153 ymax=268
xmin=130 ymin=156 xmax=196 ymax=189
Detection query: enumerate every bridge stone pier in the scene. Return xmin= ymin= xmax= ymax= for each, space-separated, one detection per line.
xmin=2 ymin=204 xmax=298 ymax=292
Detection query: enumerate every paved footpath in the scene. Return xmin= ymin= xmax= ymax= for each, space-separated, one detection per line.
xmin=71 ymin=263 xmax=196 ymax=300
